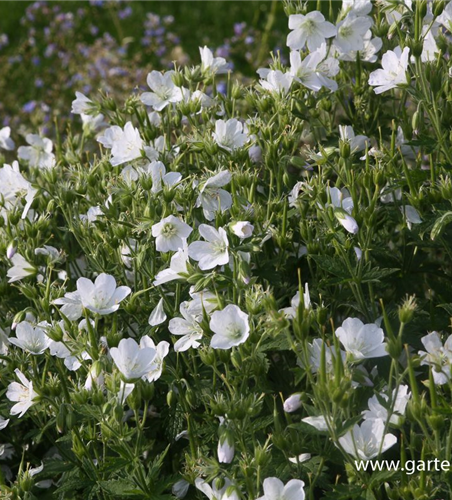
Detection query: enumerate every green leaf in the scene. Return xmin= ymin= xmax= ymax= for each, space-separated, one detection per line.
xmin=431 ymin=211 xmax=452 ymax=240
xmin=99 ymin=479 xmax=143 ymax=497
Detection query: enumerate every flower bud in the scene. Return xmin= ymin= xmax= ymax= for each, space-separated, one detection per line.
xmin=283 ymin=393 xmax=303 ymax=413
xmin=217 ymin=430 xmax=235 ymax=463
xmin=6 ymin=242 xmax=16 ymax=259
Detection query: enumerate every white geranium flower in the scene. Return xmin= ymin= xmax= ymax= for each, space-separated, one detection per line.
xmin=196 ymin=170 xmax=232 ymax=221
xmin=257 ymin=477 xmax=306 ymax=500
xmin=18 ymin=134 xmax=55 ymax=169
xmin=7 ymin=253 xmax=36 ymax=283
xmin=339 ymin=125 xmax=369 ymax=153
xmin=326 ymin=186 xmax=359 ymax=234
xmin=188 ymin=224 xmax=229 ymax=270
xmin=280 ymin=283 xmax=311 ymax=318
xmin=302 ymin=415 xmax=328 ymax=431
xmin=418 ymin=332 xmax=452 ymax=385
xmin=421 ymin=23 xmax=439 ymax=62
xmin=112 ymin=122 xmax=143 ymax=166
xmin=141 ymin=70 xmax=183 ymax=111
xmin=152 ymin=215 xmax=192 ymax=253
xmin=0 ymin=127 xmax=15 ymax=150
xmin=148 ymin=298 xmax=167 ymax=326
xmin=210 ymin=304 xmax=250 ymax=349
xmin=97 ymin=125 xmax=123 ymax=149
xmin=339 ymin=419 xmax=397 ymax=460
xmin=169 ymin=301 xmax=204 ymax=352
xmin=81 ymin=113 xmax=106 ymax=133
xmin=0 ymin=162 xmax=37 ymax=220
xmin=6 ymin=369 xmax=38 ymax=418
xmin=401 ymin=205 xmax=422 ymax=229
xmin=110 ymin=338 xmax=156 ymax=380
xmin=335 ymin=318 xmax=388 ymax=360
xmin=341 ymin=0 xmax=372 ymax=17
xmin=438 ymin=1 xmax=452 ymax=31
xmin=287 ymin=11 xmax=336 ymax=51
xmin=200 ymin=46 xmax=228 ymax=74
xmin=172 ymin=479 xmax=190 ymax=499
xmin=195 ymin=478 xmax=239 ymax=500
xmin=8 ymin=321 xmax=50 ymax=355
xmin=283 ymin=393 xmax=303 ymax=413
xmin=146 ymin=161 xmax=182 ymax=194
xmin=231 ymin=221 xmax=254 ymax=239
xmin=297 ymin=338 xmax=344 ymax=375
xmin=337 ymin=31 xmax=382 ymax=63
xmin=80 ymin=205 xmax=103 ymax=224
xmin=213 ymin=119 xmax=248 ymax=152
xmin=368 ymin=47 xmax=410 ymax=94
xmin=334 ymin=15 xmax=372 ymax=54
xmin=140 ymin=336 xmax=170 ymax=382
xmin=71 ymin=91 xmax=94 ymax=115
xmin=218 ymin=427 xmax=235 ymax=464
xmin=76 ymin=273 xmax=131 ymax=315
xmin=259 ymin=70 xmax=293 ymax=94
xmin=289 ymin=48 xmax=336 ymax=92
xmin=0 ymin=416 xmax=9 ymax=430
xmin=153 ymin=244 xmax=189 ymax=286
xmin=363 ymin=385 xmax=411 ymax=425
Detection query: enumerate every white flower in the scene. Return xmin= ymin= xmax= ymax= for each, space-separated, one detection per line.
xmin=0 ymin=127 xmax=15 ymax=150
xmin=363 ymin=385 xmax=411 ymax=425
xmin=53 ymin=291 xmax=82 ymax=321
xmin=218 ymin=426 xmax=235 ymax=463
xmin=283 ymin=393 xmax=303 ymax=413
xmin=0 ymin=161 xmax=37 ymax=219
xmin=146 ymin=161 xmax=182 ymax=194
xmin=298 ymin=338 xmax=345 ymax=375
xmin=196 ymin=170 xmax=232 ymax=221
xmin=213 ymin=119 xmax=248 ymax=152
xmin=97 ymin=125 xmax=123 ymax=149
xmin=288 ymin=50 xmax=329 ymax=92
xmin=141 ymin=70 xmax=183 ymax=111
xmin=140 ymin=337 xmax=170 ymax=382
xmin=110 ymin=338 xmax=156 ymax=380
xmin=148 ymin=298 xmax=167 ymax=326
xmin=257 ymin=477 xmax=306 ymax=500
xmin=118 ymin=380 xmax=135 ymax=403
xmin=81 ymin=113 xmax=106 ymax=133
xmin=368 ymin=47 xmax=410 ymax=94
xmin=334 ymin=15 xmax=372 ymax=54
xmin=80 ymin=206 xmax=103 ymax=223
xmin=337 ymin=31 xmax=382 ymax=63
xmin=335 ymin=318 xmax=388 ymax=360
xmin=152 ymin=215 xmax=192 ymax=253
xmin=188 ymin=224 xmax=229 ymax=270
xmin=288 ymin=453 xmax=311 ymax=464
xmin=341 ymin=0 xmax=373 ymax=17
xmin=153 ymin=244 xmax=189 ymax=286
xmin=280 ymin=284 xmax=311 ymax=318
xmin=287 ymin=11 xmax=336 ymax=51
xmin=339 ymin=125 xmax=369 ymax=153
xmin=401 ymin=205 xmax=422 ymax=229
xmin=111 ymin=122 xmax=143 ymax=166
xmin=9 ymin=321 xmax=50 ymax=355
xmin=195 ymin=478 xmax=239 ymax=500
xmin=210 ymin=304 xmax=250 ymax=350
xmin=7 ymin=253 xmax=36 ymax=283
xmin=172 ymin=479 xmax=190 ymax=499
xmin=169 ymin=301 xmax=204 ymax=352
xmin=418 ymin=332 xmax=452 ymax=385
xmin=71 ymin=91 xmax=94 ymax=115
xmin=326 ymin=186 xmax=359 ymax=234
xmin=338 ymin=419 xmax=397 ymax=460
xmin=76 ymin=273 xmax=131 ymax=315
xmin=18 ymin=134 xmax=55 ymax=169
xmin=0 ymin=416 xmax=9 ymax=430
xmin=259 ymin=70 xmax=293 ymax=94
xmin=421 ymin=23 xmax=439 ymax=63
xmin=200 ymin=46 xmax=228 ymax=74
xmin=231 ymin=221 xmax=254 ymax=239
xmin=302 ymin=415 xmax=328 ymax=431
xmin=6 ymin=369 xmax=38 ymax=418
xmin=438 ymin=1 xmax=452 ymax=31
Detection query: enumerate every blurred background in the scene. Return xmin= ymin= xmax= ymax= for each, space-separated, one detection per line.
xmin=0 ymin=1 xmax=290 ymax=134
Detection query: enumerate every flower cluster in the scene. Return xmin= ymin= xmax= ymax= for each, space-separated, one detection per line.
xmin=1 ymin=1 xmax=452 ymax=499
